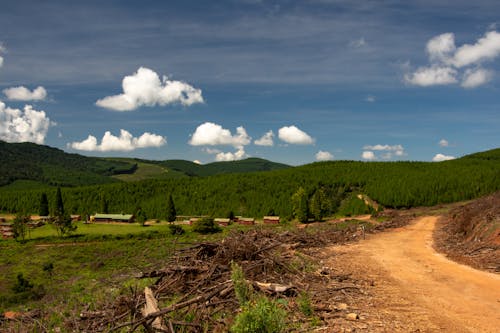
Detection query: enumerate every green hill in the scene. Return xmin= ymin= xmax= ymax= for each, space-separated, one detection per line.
xmin=0 ymin=141 xmax=137 ymax=187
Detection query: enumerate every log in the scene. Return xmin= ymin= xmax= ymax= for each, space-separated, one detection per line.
xmin=142 ymin=287 xmax=168 ymax=331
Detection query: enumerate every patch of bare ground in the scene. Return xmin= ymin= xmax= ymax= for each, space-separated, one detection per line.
xmin=434 ymin=192 xmax=500 ymax=273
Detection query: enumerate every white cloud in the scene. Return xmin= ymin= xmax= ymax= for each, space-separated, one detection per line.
xmin=461 ymin=67 xmax=493 ymax=88
xmin=452 ymin=31 xmax=500 ymax=68
xmin=362 ymin=151 xmax=376 ymax=160
xmin=407 ymin=30 xmax=500 ymax=88
xmin=254 ymin=130 xmax=274 ymax=146
xmin=0 ymin=101 xmax=52 ymax=144
xmin=215 ymin=147 xmax=247 ymax=161
xmin=350 ymin=37 xmax=366 ymax=48
xmin=426 ymin=33 xmax=456 ymax=63
xmin=365 ymin=95 xmax=376 ymax=103
xmin=363 ymin=144 xmax=405 ymax=159
xmin=432 ymin=153 xmax=456 ymax=162
xmin=189 ymin=122 xmax=251 ymax=148
xmin=404 ymin=66 xmax=458 ymax=86
xmin=439 ymin=139 xmax=449 ymax=147
xmin=3 ymin=86 xmax=47 ymax=101
xmin=193 ymin=160 xmax=202 ymax=165
xmin=278 ymin=125 xmax=314 ymax=145
xmin=315 ymin=150 xmax=333 ymax=161
xmin=69 ymin=129 xmax=166 ymax=152
xmin=0 ymin=43 xmax=5 ymax=68
xmin=96 ymin=67 xmax=203 ymax=111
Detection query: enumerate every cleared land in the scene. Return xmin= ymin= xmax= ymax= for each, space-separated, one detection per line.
xmin=325 ymin=216 xmax=500 ymax=332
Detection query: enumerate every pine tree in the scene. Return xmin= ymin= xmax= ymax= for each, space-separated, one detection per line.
xmin=166 ymin=194 xmax=176 ymax=222
xmin=52 ymin=187 xmax=76 ymax=237
xmin=291 ymin=187 xmax=308 ymax=223
xmin=39 ymin=193 xmax=49 ymax=217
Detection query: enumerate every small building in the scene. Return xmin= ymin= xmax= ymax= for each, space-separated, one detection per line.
xmin=238 ymin=217 xmax=255 ymax=225
xmin=214 ymin=218 xmax=231 ymax=227
xmin=1 ymin=223 xmax=14 ymax=239
xmin=70 ymin=215 xmax=81 ymax=222
xmin=263 ymin=216 xmax=280 ymax=224
xmin=91 ymin=214 xmax=135 ymax=223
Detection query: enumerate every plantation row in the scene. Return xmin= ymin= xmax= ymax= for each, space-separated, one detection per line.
xmin=1 ymin=156 xmax=499 ymax=220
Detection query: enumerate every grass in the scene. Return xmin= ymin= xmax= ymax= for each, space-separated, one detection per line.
xmin=109 ymin=160 xmax=186 ymax=181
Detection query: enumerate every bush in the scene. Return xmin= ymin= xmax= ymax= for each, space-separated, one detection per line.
xmin=231 ymin=262 xmax=252 ymax=306
xmin=231 ymin=296 xmax=287 ymax=333
xmin=192 ymin=218 xmax=221 ymax=234
xmin=168 ymin=224 xmax=185 ymax=236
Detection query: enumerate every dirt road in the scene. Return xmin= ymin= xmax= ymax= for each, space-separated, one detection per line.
xmin=324 ymin=216 xmax=500 ymax=332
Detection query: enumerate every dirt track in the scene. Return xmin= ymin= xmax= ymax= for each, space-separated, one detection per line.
xmin=324 ymin=216 xmax=500 ymax=332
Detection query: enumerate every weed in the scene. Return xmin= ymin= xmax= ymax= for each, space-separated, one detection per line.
xmin=231 ymin=262 xmax=252 ymax=306
xmin=230 ymin=296 xmax=287 ymax=333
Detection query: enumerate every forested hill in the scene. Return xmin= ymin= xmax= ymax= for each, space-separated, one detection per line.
xmin=0 ymin=141 xmax=137 ymax=187
xmin=0 ymin=141 xmax=290 ymax=188
xmin=158 ymin=158 xmax=290 ymax=176
xmin=2 ymin=147 xmax=499 ymax=218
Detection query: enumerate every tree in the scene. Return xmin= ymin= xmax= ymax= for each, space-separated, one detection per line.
xmin=12 ymin=213 xmax=30 ymax=242
xmin=165 ymin=194 xmax=176 ymax=222
xmin=54 ymin=187 xmax=64 ymax=216
xmin=100 ymin=193 xmax=109 ymax=214
xmin=39 ymin=193 xmax=49 ymax=216
xmin=309 ymin=188 xmax=327 ymax=221
xmin=136 ymin=208 xmax=147 ymax=226
xmin=291 ymin=187 xmax=308 ymax=223
xmin=52 ymin=187 xmax=77 ymax=237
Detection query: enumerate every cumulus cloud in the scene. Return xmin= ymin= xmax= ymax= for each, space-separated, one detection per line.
xmin=362 ymin=151 xmax=376 ymax=160
xmin=452 ymin=31 xmax=500 ymax=68
xmin=96 ymin=67 xmax=203 ymax=111
xmin=3 ymin=86 xmax=47 ymax=101
xmin=461 ymin=67 xmax=494 ymax=88
xmin=278 ymin=125 xmax=314 ymax=145
xmin=439 ymin=139 xmax=449 ymax=147
xmin=426 ymin=33 xmax=456 ymax=63
xmin=363 ymin=144 xmax=405 ymax=159
xmin=215 ymin=147 xmax=247 ymax=161
xmin=404 ymin=66 xmax=458 ymax=86
xmin=432 ymin=153 xmax=456 ymax=162
xmin=69 ymin=129 xmax=166 ymax=152
xmin=315 ymin=150 xmax=333 ymax=161
xmin=254 ymin=130 xmax=274 ymax=146
xmin=0 ymin=101 xmax=52 ymax=144
xmin=406 ymin=30 xmax=500 ymax=88
xmin=189 ymin=122 xmax=251 ymax=148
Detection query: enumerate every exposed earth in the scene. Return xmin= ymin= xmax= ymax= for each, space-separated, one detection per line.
xmin=321 ymin=216 xmax=500 ymax=332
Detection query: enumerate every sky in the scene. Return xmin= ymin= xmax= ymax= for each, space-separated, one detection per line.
xmin=1 ymin=0 xmax=500 ymax=165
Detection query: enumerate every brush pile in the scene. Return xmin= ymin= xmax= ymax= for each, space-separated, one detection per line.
xmin=75 ymin=225 xmax=365 ymax=332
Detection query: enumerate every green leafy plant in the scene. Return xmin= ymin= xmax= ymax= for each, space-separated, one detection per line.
xmin=231 ymin=296 xmax=287 ymax=333
xmin=192 ymin=217 xmax=221 ymax=234
xmin=231 ymin=262 xmax=252 ymax=306
xmin=168 ymin=224 xmax=185 ymax=235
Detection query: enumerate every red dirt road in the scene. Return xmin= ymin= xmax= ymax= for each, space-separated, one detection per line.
xmin=325 ymin=216 xmax=500 ymax=332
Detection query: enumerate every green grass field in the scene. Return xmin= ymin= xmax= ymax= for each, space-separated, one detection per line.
xmin=109 ymin=159 xmax=186 ymax=182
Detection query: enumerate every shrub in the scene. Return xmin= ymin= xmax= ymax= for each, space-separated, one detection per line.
xmin=231 ymin=296 xmax=287 ymax=333
xmin=192 ymin=217 xmax=221 ymax=234
xmin=231 ymin=262 xmax=252 ymax=306
xmin=168 ymin=224 xmax=185 ymax=236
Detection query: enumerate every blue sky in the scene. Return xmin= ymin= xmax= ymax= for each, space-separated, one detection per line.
xmin=1 ymin=0 xmax=499 ymax=165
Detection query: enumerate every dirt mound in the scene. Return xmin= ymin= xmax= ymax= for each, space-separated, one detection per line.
xmin=434 ymin=192 xmax=500 ymax=272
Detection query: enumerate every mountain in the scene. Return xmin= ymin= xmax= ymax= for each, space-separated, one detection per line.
xmin=0 ymin=141 xmax=137 ymax=188
xmin=460 ymin=148 xmax=500 ymax=161
xmin=0 ymin=141 xmax=290 ymax=188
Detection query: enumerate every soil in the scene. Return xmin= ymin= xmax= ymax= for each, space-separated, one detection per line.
xmin=321 ymin=216 xmax=500 ymax=332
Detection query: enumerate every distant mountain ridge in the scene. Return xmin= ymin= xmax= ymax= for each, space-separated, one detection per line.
xmin=0 ymin=141 xmax=290 ymax=188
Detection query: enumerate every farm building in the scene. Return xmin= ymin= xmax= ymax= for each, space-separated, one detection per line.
xmin=91 ymin=214 xmax=135 ymax=223
xmin=214 ymin=218 xmax=231 ymax=226
xmin=237 ymin=217 xmax=255 ymax=225
xmin=70 ymin=215 xmax=81 ymax=222
xmin=1 ymin=223 xmax=14 ymax=239
xmin=263 ymin=216 xmax=280 ymax=224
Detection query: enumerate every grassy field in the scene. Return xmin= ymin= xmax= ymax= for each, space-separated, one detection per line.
xmin=0 ymin=219 xmax=295 ymax=329
xmin=109 ymin=159 xmax=186 ymax=182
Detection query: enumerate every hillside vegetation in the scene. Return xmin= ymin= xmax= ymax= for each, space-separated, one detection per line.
xmin=0 ymin=141 xmax=136 ymax=187
xmin=1 ymin=147 xmax=499 ymax=219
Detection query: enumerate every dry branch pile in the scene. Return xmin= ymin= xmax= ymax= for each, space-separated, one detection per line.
xmin=75 ymin=225 xmax=365 ymax=332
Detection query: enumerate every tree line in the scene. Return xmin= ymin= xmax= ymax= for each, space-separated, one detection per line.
xmin=1 ymin=157 xmax=499 ymax=220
